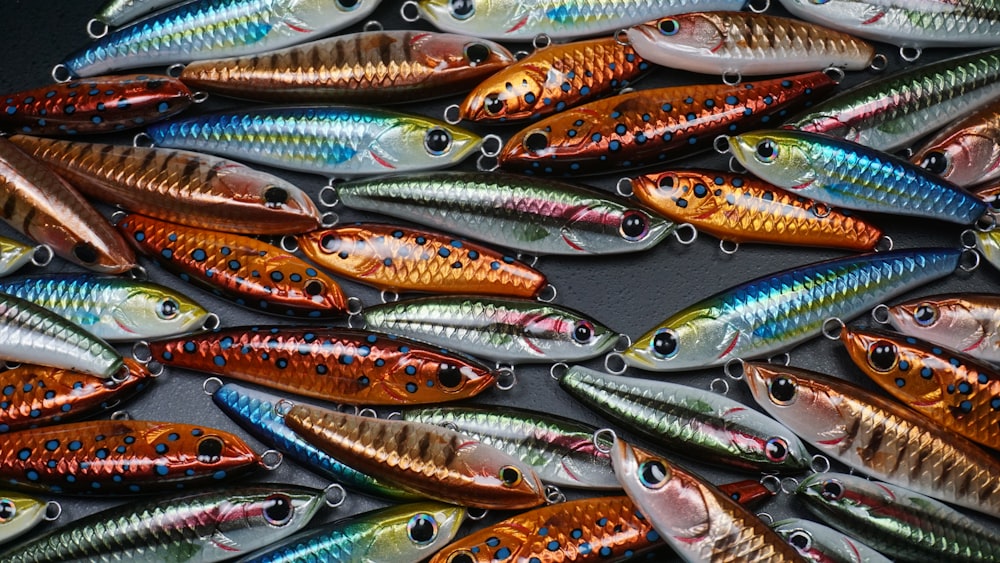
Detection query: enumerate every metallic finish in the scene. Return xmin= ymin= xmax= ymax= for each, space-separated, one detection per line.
xmin=0 ymin=237 xmax=42 ymax=279
xmin=729 ymin=130 xmax=987 ymax=225
xmin=62 ymin=0 xmax=383 ymax=77
xmin=297 ymin=223 xmax=547 ymax=298
xmin=458 ymin=36 xmax=649 ymax=123
xmin=181 ymin=30 xmax=515 ymax=104
xmin=0 ymin=484 xmax=324 ymax=562
xmin=11 ymin=135 xmax=322 ymax=236
xmin=742 ymin=361 xmax=1000 ymax=519
xmin=0 ymin=75 xmax=192 ymax=136
xmin=796 ymin=472 xmax=1000 ymax=563
xmin=400 ymin=404 xmax=619 ymax=490
xmin=95 ymin=0 xmax=185 ymax=27
xmin=883 ymin=293 xmax=1000 ymax=365
xmin=362 ymin=295 xmax=619 ymax=364
xmin=238 ymin=502 xmax=465 ymax=563
xmin=0 ymin=274 xmax=210 ymax=342
xmin=785 ymin=47 xmax=1000 ymax=151
xmin=146 ymin=105 xmax=482 ymax=178
xmin=631 ymin=169 xmax=883 ymax=251
xmin=116 ymin=213 xmax=350 ymax=318
xmin=611 ymin=437 xmax=805 ymax=563
xmin=625 ymin=248 xmax=960 ymax=372
xmin=560 ymin=365 xmax=811 ymax=473
xmin=284 ymin=403 xmax=547 ymax=509
xmin=0 ymin=419 xmax=260 ymax=495
xmin=211 ymin=383 xmax=418 ymax=501
xmin=152 ymin=326 xmax=497 ymax=405
xmin=912 ymin=97 xmax=1000 ymax=188
xmin=337 ymin=171 xmax=674 ymax=256
xmin=499 ymin=71 xmax=838 ymax=176
xmin=772 ymin=518 xmax=892 ymax=563
xmin=0 ymin=138 xmax=136 ymax=274
xmin=975 ymin=229 xmax=1000 ymax=274
xmin=0 ymin=492 xmax=57 ymax=545
xmin=628 ymin=12 xmax=875 ymax=77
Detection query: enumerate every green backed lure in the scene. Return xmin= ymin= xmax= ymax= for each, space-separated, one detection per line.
xmin=772 ymin=518 xmax=891 ymax=563
xmin=0 ymin=238 xmax=48 ymax=279
xmin=0 ymin=492 xmax=59 ymax=546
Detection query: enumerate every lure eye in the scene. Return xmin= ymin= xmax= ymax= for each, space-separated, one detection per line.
xmin=0 ymin=499 xmax=15 ymax=522
xmin=158 ymin=298 xmax=179 ymax=320
xmin=424 ymin=128 xmax=453 ymax=156
xmin=304 ymin=280 xmax=324 ymax=297
xmin=657 ymin=174 xmax=675 ymax=189
xmin=264 ymin=186 xmax=288 ymax=206
xmin=438 ymin=363 xmax=463 ymax=388
xmin=262 ymin=494 xmax=293 ymax=526
xmin=449 ymin=0 xmax=475 ymax=20
xmin=196 ymin=436 xmax=224 ymax=463
xmin=407 ymin=513 xmax=438 ymax=545
xmin=919 ymin=151 xmax=949 ymax=175
xmin=788 ymin=530 xmax=812 ymax=552
xmin=523 ymin=130 xmax=549 ymax=153
xmin=768 ymin=377 xmax=797 ymax=404
xmin=658 ymin=18 xmax=680 ymax=35
xmin=499 ymin=465 xmax=523 ymax=487
xmin=638 ymin=460 xmax=670 ymax=489
xmin=447 ymin=551 xmax=476 ymax=563
xmin=483 ymin=94 xmax=505 ymax=116
xmin=320 ymin=234 xmax=341 ymax=253
xmin=754 ymin=140 xmax=779 ymax=163
xmin=336 ymin=0 xmax=360 ymax=10
xmin=619 ymin=211 xmax=649 ymax=241
xmin=464 ymin=43 xmax=491 ymax=65
xmin=572 ymin=320 xmax=595 ymax=344
xmin=820 ymin=479 xmax=844 ymax=501
xmin=73 ymin=242 xmax=99 ymax=264
xmin=867 ymin=340 xmax=898 ymax=372
xmin=651 ymin=328 xmax=678 ymax=359
xmin=764 ymin=437 xmax=789 ymax=462
xmin=913 ymin=303 xmax=938 ymax=326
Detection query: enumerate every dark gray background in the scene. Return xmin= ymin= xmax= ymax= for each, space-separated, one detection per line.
xmin=1 ymin=0 xmax=997 ymax=559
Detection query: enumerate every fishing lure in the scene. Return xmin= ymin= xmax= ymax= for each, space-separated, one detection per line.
xmin=452 ymin=36 xmax=649 ymax=124
xmin=0 ymin=137 xmax=136 ymax=274
xmin=181 ymin=30 xmax=515 ymax=104
xmin=238 ymin=502 xmax=465 ymax=563
xmin=772 ymin=518 xmax=892 ymax=563
xmin=741 ymin=361 xmax=1000 ymax=519
xmin=210 ymin=382 xmax=418 ymax=501
xmin=876 ymin=293 xmax=1000 ymax=365
xmin=335 ymin=171 xmax=677 ymax=256
xmin=0 ymin=274 xmax=212 ymax=342
xmin=559 ymin=365 xmax=811 ymax=473
xmin=285 ymin=403 xmax=547 ymax=509
xmin=0 ymin=419 xmax=268 ymax=495
xmin=610 ymin=435 xmax=803 ymax=563
xmin=11 ymin=135 xmax=322 ymax=236
xmin=402 ymin=0 xmax=751 ymax=41
xmin=838 ymin=325 xmax=1000 ymax=451
xmin=0 ymin=74 xmax=195 ymax=136
xmin=912 ymin=98 xmax=1000 ymax=188
xmin=295 ymin=223 xmax=549 ymax=300
xmin=147 ymin=326 xmax=498 ymax=405
xmin=629 ymin=169 xmax=885 ymax=252
xmin=400 ymin=404 xmax=619 ymax=490
xmin=361 ymin=295 xmax=620 ymax=364
xmin=795 ymin=472 xmax=1000 ymax=562
xmin=0 ymin=484 xmax=325 ymax=562
xmin=0 ymin=237 xmax=48 ymax=279
xmin=784 ymin=47 xmax=1000 ymax=151
xmin=58 ymin=0 xmax=383 ymax=78
xmin=727 ymin=130 xmax=988 ymax=225
xmin=115 ymin=213 xmax=351 ymax=318
xmin=623 ymin=248 xmax=961 ymax=372
xmin=90 ymin=0 xmax=186 ymax=31
xmin=973 ymin=228 xmax=1000 ymax=274
xmin=627 ymin=12 xmax=878 ymax=82
xmin=0 ymin=492 xmax=59 ymax=545
xmin=145 ymin=105 xmax=484 ymax=178
xmin=0 ymin=359 xmax=154 ymax=434
xmin=499 ymin=71 xmax=838 ymax=176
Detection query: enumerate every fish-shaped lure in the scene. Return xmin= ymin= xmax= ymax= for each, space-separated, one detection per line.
xmin=0 ymin=237 xmax=48 ymax=279
xmin=879 ymin=293 xmax=1000 ymax=365
xmin=973 ymin=228 xmax=1000 ymax=274
xmin=772 ymin=518 xmax=891 ymax=563
xmin=91 ymin=0 xmax=186 ymax=29
xmin=0 ymin=492 xmax=60 ymax=545
xmin=912 ymin=97 xmax=1000 ymax=188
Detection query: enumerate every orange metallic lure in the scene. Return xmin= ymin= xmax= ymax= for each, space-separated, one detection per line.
xmin=296 ymin=223 xmax=548 ymax=299
xmin=631 ymin=169 xmax=884 ymax=251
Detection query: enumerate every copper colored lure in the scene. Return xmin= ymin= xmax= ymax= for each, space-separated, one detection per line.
xmin=0 ymin=74 xmax=194 ymax=136
xmin=455 ymin=36 xmax=649 ymax=124
xmin=499 ymin=71 xmax=838 ymax=176
xmin=115 ymin=213 xmax=350 ymax=318
xmin=145 ymin=326 xmax=497 ymax=405
xmin=0 ymin=359 xmax=153 ymax=434
xmin=0 ymin=419 xmax=262 ymax=495
xmin=912 ymin=97 xmax=1000 ymax=188
xmin=181 ymin=30 xmax=514 ymax=104
xmin=880 ymin=293 xmax=1000 ymax=365
xmin=296 ymin=223 xmax=548 ymax=299
xmin=630 ymin=169 xmax=884 ymax=252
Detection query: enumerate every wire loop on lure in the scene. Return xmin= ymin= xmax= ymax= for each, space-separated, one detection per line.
xmin=780 ymin=476 xmax=799 ymax=495
xmin=709 ymin=377 xmax=730 ymax=395
xmin=323 ymin=483 xmax=347 ymax=508
xmin=51 ymin=64 xmax=72 ymax=84
xmin=811 ymin=202 xmax=831 ymax=219
xmin=480 ymin=135 xmax=503 ymax=159
xmin=756 ymin=511 xmax=773 ymax=525
xmin=358 ymin=408 xmax=378 ymax=418
xmin=614 ymin=29 xmax=630 ymax=46
xmin=133 ymin=132 xmax=154 ymax=148
xmin=321 ymin=212 xmax=339 ymax=228
xmin=319 ymin=184 xmax=340 ymax=208
xmin=760 ymin=474 xmax=781 ymax=495
xmin=614 ymin=333 xmax=632 ymax=353
xmin=545 ymin=485 xmax=566 ymax=504
xmin=810 ymin=454 xmax=831 ymax=474
xmin=87 ymin=18 xmax=109 ymax=39
xmin=875 ymin=235 xmax=894 ymax=252
xmin=110 ymin=410 xmax=131 ymax=421
xmin=728 ymin=156 xmax=746 ymax=174
xmin=347 ymin=296 xmax=364 ymax=316
xmin=537 ymin=283 xmax=557 ymax=303
xmin=400 ymin=1 xmax=420 ymax=22
xmin=592 ymin=428 xmax=616 ymax=454
xmin=261 ymin=450 xmax=283 ymax=471
xmin=132 ymin=340 xmax=152 ymax=364
xmin=280 ymin=236 xmax=299 ymax=254
xmin=203 ymin=312 xmax=222 ymax=331
xmin=191 ymin=91 xmax=209 ymax=104
xmin=870 ymin=304 xmax=891 ymax=325
xmin=549 ymin=362 xmax=569 ymax=381
xmin=363 ymin=20 xmax=383 ymax=32
xmin=379 ymin=290 xmax=400 ymax=304
xmin=821 ymin=317 xmax=845 ymax=340
xmin=467 ymin=508 xmax=489 ymax=521
xmin=616 ymin=177 xmax=634 ymax=198
xmin=869 ymin=53 xmax=888 ymax=72
xmin=166 ymin=64 xmax=185 ymax=78
xmin=44 ymin=500 xmax=62 ymax=521
xmin=748 ymin=0 xmax=770 ymax=13
xmin=604 ymin=352 xmax=627 ymax=375
xmin=202 ymin=377 xmax=224 ymax=395
xmin=976 ymin=211 xmax=997 ymax=233
xmin=959 ymin=248 xmax=980 ymax=272
xmin=111 ymin=364 xmax=132 ymax=385
xmin=714 ymin=135 xmax=731 ymax=155
xmin=674 ymin=223 xmax=698 ymax=245
xmin=444 ymin=104 xmax=462 ymax=125
xmin=961 ymin=228 xmax=979 ymax=250
xmin=28 ymin=244 xmax=52 ymax=267
xmin=822 ymin=66 xmax=845 ymax=84
xmin=900 ymin=46 xmax=922 ymax=63
xmin=722 ymin=70 xmax=742 ymax=86
xmin=532 ymin=34 xmax=552 ymax=51
xmin=767 ymin=352 xmax=790 ymax=367
xmin=274 ymin=399 xmax=294 ymax=418
xmin=723 ymin=358 xmax=745 ymax=381
xmin=496 ymin=366 xmax=517 ymax=391
xmin=476 ymin=153 xmax=500 ymax=172
xmin=720 ymin=239 xmax=739 ymax=255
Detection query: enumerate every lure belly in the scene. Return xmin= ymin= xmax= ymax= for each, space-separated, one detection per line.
xmin=912 ymin=97 xmax=1000 ymax=188
xmin=881 ymin=293 xmax=1000 ymax=365
xmin=0 ymin=492 xmax=59 ymax=546
xmin=772 ymin=518 xmax=892 ymax=563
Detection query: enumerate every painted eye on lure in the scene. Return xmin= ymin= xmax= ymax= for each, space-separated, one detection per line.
xmin=264 ymin=186 xmax=289 ymax=207
xmin=464 ymin=43 xmax=491 ymax=65
xmin=0 ymin=498 xmax=15 ymax=522
xmin=197 ymin=436 xmax=225 ymax=463
xmin=620 ymin=211 xmax=649 ymax=241
xmin=768 ymin=377 xmax=797 ymax=404
xmin=408 ymin=513 xmax=439 ymax=545
xmin=820 ymin=479 xmax=844 ymax=501
xmin=447 ymin=551 xmax=476 ymax=563
xmin=638 ymin=459 xmax=670 ymax=489
xmin=438 ymin=364 xmax=464 ymax=388
xmin=263 ymin=493 xmax=294 ymax=526
xmin=572 ymin=320 xmax=595 ymax=344
xmin=483 ymin=94 xmax=505 ymax=115
xmin=765 ymin=437 xmax=789 ymax=462
xmin=523 ymin=131 xmax=549 ymax=153
xmin=919 ymin=151 xmax=950 ymax=175
xmin=651 ymin=328 xmax=679 ymax=358
xmin=658 ymin=19 xmax=680 ymax=36
xmin=913 ymin=303 xmax=938 ymax=326
xmin=336 ymin=0 xmax=360 ymax=10
xmin=787 ymin=530 xmax=812 ymax=552
xmin=867 ymin=341 xmax=898 ymax=372
xmin=158 ymin=298 xmax=179 ymax=320
xmin=424 ymin=128 xmax=453 ymax=156
xmin=499 ymin=465 xmax=523 ymax=487
xmin=320 ymin=234 xmax=341 ymax=253
xmin=755 ymin=140 xmax=779 ymax=163
xmin=450 ymin=0 xmax=475 ymax=20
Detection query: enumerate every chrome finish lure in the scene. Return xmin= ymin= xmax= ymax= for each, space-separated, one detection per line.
xmin=211 ymin=383 xmax=417 ymax=501
xmin=0 ymin=237 xmax=47 ymax=279
xmin=912 ymin=98 xmax=1000 ymax=188
xmin=0 ymin=484 xmax=324 ymax=563
xmin=238 ymin=502 xmax=465 ymax=563
xmin=361 ymin=295 xmax=620 ymax=364
xmin=742 ymin=361 xmax=1000 ymax=519
xmin=60 ymin=0 xmax=383 ymax=78
xmin=880 ymin=293 xmax=1000 ymax=365
xmin=285 ymin=403 xmax=547 ymax=509
xmin=772 ymin=518 xmax=892 ymax=563
xmin=400 ymin=404 xmax=619 ymax=490
xmin=0 ymin=492 xmax=59 ymax=546
xmin=728 ymin=130 xmax=987 ymax=225
xmin=796 ymin=472 xmax=1000 ymax=563
xmin=336 ymin=171 xmax=675 ymax=256
xmin=624 ymin=248 xmax=960 ymax=372
xmin=181 ymin=30 xmax=515 ymax=104
xmin=11 ymin=135 xmax=322 ymax=236
xmin=146 ymin=105 xmax=482 ymax=178
xmin=92 ymin=0 xmax=186 ymax=28
xmin=560 ymin=365 xmax=811 ymax=473
xmin=784 ymin=47 xmax=1000 ymax=151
